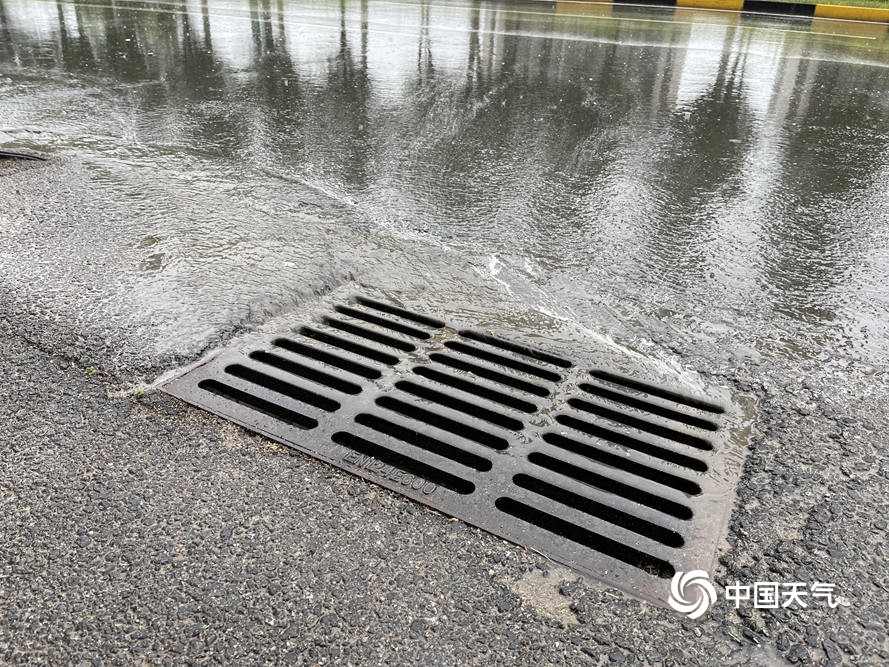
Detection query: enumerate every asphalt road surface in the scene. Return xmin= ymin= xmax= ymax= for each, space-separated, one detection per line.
xmin=2 ymin=0 xmax=888 ymax=664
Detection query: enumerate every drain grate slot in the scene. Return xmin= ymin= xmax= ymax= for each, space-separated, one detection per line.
xmin=513 ymin=474 xmax=685 ymax=547
xmin=459 ymin=330 xmax=573 ymax=368
xmin=299 ymin=327 xmax=400 ymax=365
xmin=413 ymin=366 xmax=538 ymax=413
xmin=354 ymin=296 xmax=446 ymax=329
xmin=567 ymin=398 xmax=712 ymax=450
xmin=197 ymin=379 xmax=318 ymax=429
xmin=225 ymin=364 xmax=340 ymax=412
xmin=334 ymin=305 xmax=432 ymax=340
xmin=272 ymin=337 xmax=382 ymax=379
xmin=163 ymin=294 xmax=751 ymax=605
xmin=555 ymin=414 xmax=708 ymax=472
xmin=589 ymin=370 xmax=724 ymax=415
xmin=527 ymin=452 xmax=693 ymax=520
xmin=428 ymin=353 xmax=550 ymax=397
xmin=395 ymin=381 xmax=524 ymax=431
xmin=332 ymin=431 xmax=475 ymax=495
xmin=249 ymin=350 xmax=362 ymax=395
xmin=376 ymin=396 xmax=510 ymax=451
xmin=355 ymin=413 xmax=493 ymax=472
xmin=579 ymin=383 xmax=718 ymax=431
xmin=444 ymin=340 xmax=562 ymax=382
xmin=541 ymin=432 xmax=702 ymax=495
xmin=495 ymin=497 xmax=675 ymax=578
xmin=322 ymin=317 xmax=417 ymax=352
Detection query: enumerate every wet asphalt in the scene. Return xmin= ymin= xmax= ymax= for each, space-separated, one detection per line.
xmin=2 ymin=0 xmax=889 ymax=664
xmin=2 ymin=261 xmax=888 ymax=666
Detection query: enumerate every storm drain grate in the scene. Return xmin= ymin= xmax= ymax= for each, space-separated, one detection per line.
xmin=162 ymin=295 xmax=752 ymax=604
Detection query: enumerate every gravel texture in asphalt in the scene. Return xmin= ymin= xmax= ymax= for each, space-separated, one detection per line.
xmin=2 ymin=2 xmax=889 ymax=660
xmin=1 ymin=291 xmax=887 ymax=664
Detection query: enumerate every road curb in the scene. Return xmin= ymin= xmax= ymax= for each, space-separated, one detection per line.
xmin=557 ymin=0 xmax=889 ymax=25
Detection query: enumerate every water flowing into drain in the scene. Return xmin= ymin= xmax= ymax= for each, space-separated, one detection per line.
xmin=162 ymin=294 xmax=751 ymax=605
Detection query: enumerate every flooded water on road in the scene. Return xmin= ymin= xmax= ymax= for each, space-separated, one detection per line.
xmin=1 ymin=0 xmax=888 ymax=378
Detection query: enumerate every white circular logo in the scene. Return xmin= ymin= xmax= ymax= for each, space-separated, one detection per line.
xmin=668 ymin=570 xmax=717 ymax=619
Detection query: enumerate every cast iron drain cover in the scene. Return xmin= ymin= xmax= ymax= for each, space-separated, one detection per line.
xmin=162 ymin=295 xmax=752 ymax=604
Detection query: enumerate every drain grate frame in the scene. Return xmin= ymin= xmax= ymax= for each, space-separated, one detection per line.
xmin=161 ymin=294 xmax=753 ymax=604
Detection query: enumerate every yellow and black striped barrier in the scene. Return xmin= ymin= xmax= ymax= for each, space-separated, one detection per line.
xmin=557 ymin=0 xmax=889 ymax=24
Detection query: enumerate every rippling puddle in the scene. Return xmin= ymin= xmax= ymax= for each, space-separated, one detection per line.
xmin=1 ymin=0 xmax=887 ymax=374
